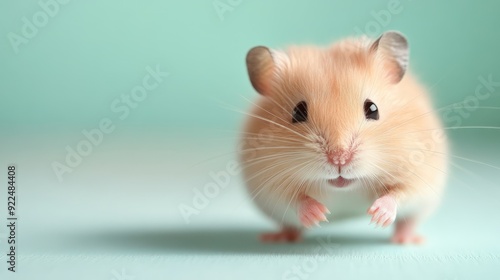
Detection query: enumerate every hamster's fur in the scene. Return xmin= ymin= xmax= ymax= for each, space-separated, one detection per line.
xmin=239 ymin=31 xmax=448 ymax=244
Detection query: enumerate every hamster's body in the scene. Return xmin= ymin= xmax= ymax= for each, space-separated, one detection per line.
xmin=239 ymin=32 xmax=447 ymax=244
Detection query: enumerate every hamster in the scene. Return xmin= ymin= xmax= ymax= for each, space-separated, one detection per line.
xmin=239 ymin=31 xmax=448 ymax=244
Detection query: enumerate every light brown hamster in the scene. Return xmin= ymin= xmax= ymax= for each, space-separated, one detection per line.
xmin=239 ymin=31 xmax=448 ymax=244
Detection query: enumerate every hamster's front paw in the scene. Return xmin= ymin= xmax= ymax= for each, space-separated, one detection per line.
xmin=299 ymin=196 xmax=330 ymax=228
xmin=368 ymin=195 xmax=397 ymax=227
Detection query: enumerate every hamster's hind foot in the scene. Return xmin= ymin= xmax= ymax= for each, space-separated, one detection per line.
xmin=260 ymin=227 xmax=302 ymax=243
xmin=391 ymin=219 xmax=425 ymax=244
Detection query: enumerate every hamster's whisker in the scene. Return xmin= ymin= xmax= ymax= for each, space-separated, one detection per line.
xmin=370 ymin=153 xmax=452 ymax=199
xmin=424 ymin=149 xmax=500 ymax=171
xmin=243 ymin=156 xmax=313 ymax=180
xmin=244 ymin=154 xmax=314 ymax=200
xmin=364 ymin=144 xmax=480 ymax=187
xmin=240 ymin=134 xmax=306 ymax=145
xmin=448 ymin=161 xmax=491 ymax=191
xmin=236 ymin=157 xmax=313 ymax=214
xmin=189 ymin=146 xmax=307 ymax=168
xmin=208 ymin=129 xmax=305 ymax=144
xmin=238 ymin=130 xmax=305 ymax=139
xmin=258 ymin=158 xmax=314 ymax=210
xmin=227 ymin=108 xmax=311 ymax=142
xmin=367 ymin=158 xmax=440 ymax=198
xmin=242 ymin=152 xmax=314 ymax=175
xmin=365 ymin=148 xmax=476 ymax=192
xmin=352 ymin=168 xmax=378 ymax=197
xmin=240 ymin=146 xmax=306 ymax=153
xmin=446 ymin=162 xmax=480 ymax=191
xmin=217 ymin=101 xmax=287 ymax=131
xmin=406 ymin=126 xmax=500 ymax=134
xmin=364 ymin=161 xmax=396 ymax=194
xmin=277 ymin=160 xmax=320 ymax=224
xmin=245 ymin=162 xmax=306 ymax=206
xmin=268 ymin=90 xmax=318 ymax=139
xmin=243 ymin=149 xmax=313 ymax=163
xmin=241 ymin=137 xmax=304 ymax=146
xmin=365 ymin=156 xmax=422 ymax=194
xmin=240 ymin=94 xmax=300 ymax=132
xmin=383 ymin=106 xmax=500 ymax=137
xmin=241 ymin=87 xmax=328 ymax=145
xmin=368 ymin=175 xmax=383 ymax=199
xmin=238 ymin=152 xmax=313 ymax=185
xmin=363 ymin=163 xmax=390 ymax=196
xmin=364 ymin=167 xmax=387 ymax=198
xmin=372 ymin=146 xmax=500 ymax=172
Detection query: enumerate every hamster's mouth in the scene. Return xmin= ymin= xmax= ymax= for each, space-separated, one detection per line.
xmin=327 ymin=176 xmax=355 ymax=188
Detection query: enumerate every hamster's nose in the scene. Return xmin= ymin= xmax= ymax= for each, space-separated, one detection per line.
xmin=326 ymin=149 xmax=352 ymax=167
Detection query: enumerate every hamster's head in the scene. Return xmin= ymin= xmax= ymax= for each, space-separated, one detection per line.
xmin=245 ymin=31 xmax=410 ymax=190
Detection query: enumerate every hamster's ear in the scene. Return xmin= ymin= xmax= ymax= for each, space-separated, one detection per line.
xmin=246 ymin=46 xmax=285 ymax=96
xmin=370 ymin=31 xmax=409 ymax=84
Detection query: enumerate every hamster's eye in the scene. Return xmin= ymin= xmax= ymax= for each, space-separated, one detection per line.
xmin=364 ymin=100 xmax=379 ymax=120
xmin=292 ymin=101 xmax=308 ymax=123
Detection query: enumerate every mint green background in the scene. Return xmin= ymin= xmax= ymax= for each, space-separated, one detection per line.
xmin=2 ymin=0 xmax=500 ymax=131
xmin=1 ymin=1 xmax=500 ymax=280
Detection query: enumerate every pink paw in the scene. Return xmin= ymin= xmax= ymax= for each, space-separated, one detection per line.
xmin=260 ymin=227 xmax=302 ymax=243
xmin=392 ymin=219 xmax=425 ymax=245
xmin=299 ymin=196 xmax=330 ymax=228
xmin=391 ymin=233 xmax=425 ymax=244
xmin=367 ymin=195 xmax=397 ymax=227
